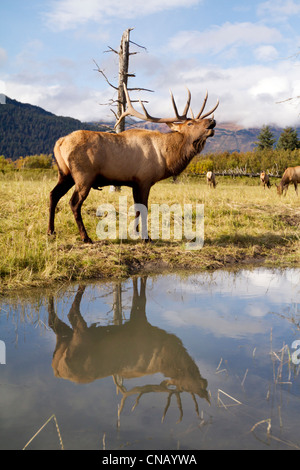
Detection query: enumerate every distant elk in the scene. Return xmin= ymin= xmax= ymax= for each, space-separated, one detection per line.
xmin=260 ymin=171 xmax=271 ymax=189
xmin=48 ymin=84 xmax=219 ymax=243
xmin=206 ymin=170 xmax=216 ymax=188
xmin=276 ymin=166 xmax=300 ymax=196
xmin=48 ymin=278 xmax=209 ymax=422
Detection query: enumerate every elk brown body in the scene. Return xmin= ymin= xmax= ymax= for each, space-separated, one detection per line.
xmin=48 ymin=84 xmax=218 ymax=243
xmin=260 ymin=171 xmax=271 ymax=189
xmin=48 ymin=278 xmax=210 ymax=419
xmin=276 ymin=166 xmax=300 ymax=196
xmin=206 ymin=171 xmax=216 ymax=188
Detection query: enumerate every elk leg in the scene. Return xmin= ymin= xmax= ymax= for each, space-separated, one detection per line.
xmin=132 ymin=183 xmax=151 ymax=241
xmin=68 ymin=286 xmax=88 ymax=331
xmin=48 ymin=296 xmax=73 ymax=337
xmin=69 ymin=186 xmax=92 ymax=243
xmin=294 ymin=182 xmax=298 ymax=195
xmin=132 ymin=185 xmax=141 ymax=232
xmin=130 ymin=277 xmax=147 ymax=323
xmin=48 ymin=174 xmax=74 ymax=235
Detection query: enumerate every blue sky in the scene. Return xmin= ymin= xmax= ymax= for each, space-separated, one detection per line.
xmin=1 ymin=0 xmax=300 ymax=128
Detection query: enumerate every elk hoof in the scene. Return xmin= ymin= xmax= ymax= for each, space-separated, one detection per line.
xmin=47 ymin=230 xmax=56 ymax=237
xmin=83 ymin=237 xmax=93 ymax=244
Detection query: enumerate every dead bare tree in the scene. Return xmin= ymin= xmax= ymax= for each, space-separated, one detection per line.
xmin=94 ymin=28 xmax=153 ymax=191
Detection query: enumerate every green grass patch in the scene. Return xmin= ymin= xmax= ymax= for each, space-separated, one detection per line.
xmin=0 ymin=172 xmax=299 ymax=292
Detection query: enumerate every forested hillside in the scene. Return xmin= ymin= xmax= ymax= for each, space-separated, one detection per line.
xmin=0 ymin=97 xmax=109 ymax=160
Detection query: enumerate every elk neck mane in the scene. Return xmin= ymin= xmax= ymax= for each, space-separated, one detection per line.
xmin=164 ymin=130 xmax=205 ymax=177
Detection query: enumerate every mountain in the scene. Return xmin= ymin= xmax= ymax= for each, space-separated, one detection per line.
xmin=203 ymin=122 xmax=289 ymax=154
xmin=0 ymin=97 xmax=110 ymax=160
xmin=126 ymin=121 xmax=296 ymax=154
xmin=1 ymin=96 xmax=299 ymax=159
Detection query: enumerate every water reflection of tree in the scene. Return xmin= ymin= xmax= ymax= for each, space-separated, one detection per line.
xmin=48 ymin=277 xmax=209 ymax=423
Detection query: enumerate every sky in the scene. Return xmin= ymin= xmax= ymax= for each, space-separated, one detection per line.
xmin=1 ymin=0 xmax=300 ymax=128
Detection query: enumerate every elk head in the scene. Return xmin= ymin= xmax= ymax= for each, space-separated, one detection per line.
xmin=115 ymin=83 xmax=219 ymax=149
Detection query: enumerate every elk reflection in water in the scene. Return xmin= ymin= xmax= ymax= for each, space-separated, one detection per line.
xmin=48 ymin=277 xmax=209 ymax=422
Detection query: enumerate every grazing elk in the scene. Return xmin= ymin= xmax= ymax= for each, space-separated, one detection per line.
xmin=276 ymin=166 xmax=300 ymax=196
xmin=48 ymin=278 xmax=209 ymax=421
xmin=260 ymin=171 xmax=271 ymax=189
xmin=48 ymin=84 xmax=219 ymax=243
xmin=206 ymin=170 xmax=216 ymax=188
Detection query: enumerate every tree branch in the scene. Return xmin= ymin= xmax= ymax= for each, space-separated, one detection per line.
xmin=276 ymin=96 xmax=300 ymax=104
xmin=127 ymin=87 xmax=154 ymax=93
xmin=93 ymin=60 xmax=118 ymax=90
xmin=103 ymin=46 xmax=119 ymax=54
xmin=129 ymin=40 xmax=148 ymax=52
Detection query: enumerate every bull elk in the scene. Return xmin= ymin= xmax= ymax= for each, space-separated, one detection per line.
xmin=48 ymin=84 xmax=219 ymax=243
xmin=276 ymin=166 xmax=300 ymax=196
xmin=48 ymin=278 xmax=209 ymax=422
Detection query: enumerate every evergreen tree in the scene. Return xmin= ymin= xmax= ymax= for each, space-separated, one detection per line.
xmin=276 ymin=126 xmax=299 ymax=150
xmin=254 ymin=125 xmax=276 ymax=150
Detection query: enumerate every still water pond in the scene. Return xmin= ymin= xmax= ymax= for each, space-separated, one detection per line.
xmin=0 ymin=268 xmax=300 ymax=450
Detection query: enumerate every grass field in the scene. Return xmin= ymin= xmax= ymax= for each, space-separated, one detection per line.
xmin=0 ymin=170 xmax=299 ymax=292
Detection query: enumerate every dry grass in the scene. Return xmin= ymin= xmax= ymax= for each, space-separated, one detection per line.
xmin=23 ymin=414 xmax=64 ymax=450
xmin=0 ymin=171 xmax=299 ymax=292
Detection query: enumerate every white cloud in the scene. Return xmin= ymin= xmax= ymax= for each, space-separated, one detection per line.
xmin=250 ymin=75 xmax=289 ymax=97
xmin=168 ymin=22 xmax=282 ymax=56
xmin=45 ymin=0 xmax=202 ymax=30
xmin=6 ymin=56 xmax=300 ymax=128
xmin=4 ymin=35 xmax=300 ymax=129
xmin=3 ymin=80 xmax=112 ymax=121
xmin=162 ymin=306 xmax=265 ymax=338
xmin=254 ymin=45 xmax=279 ymax=61
xmin=140 ymin=58 xmax=300 ymax=128
xmin=0 ymin=47 xmax=7 ymax=67
xmin=257 ymin=0 xmax=300 ymax=20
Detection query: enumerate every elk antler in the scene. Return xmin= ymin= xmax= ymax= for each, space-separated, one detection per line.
xmin=115 ymin=84 xmax=219 ymax=128
xmin=196 ymin=90 xmax=220 ymax=119
xmin=114 ymin=378 xmax=189 ymax=424
xmin=114 ymin=83 xmax=192 ymax=128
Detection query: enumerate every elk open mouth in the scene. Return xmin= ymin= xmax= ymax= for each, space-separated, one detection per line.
xmin=207 ymin=119 xmax=216 ymax=136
